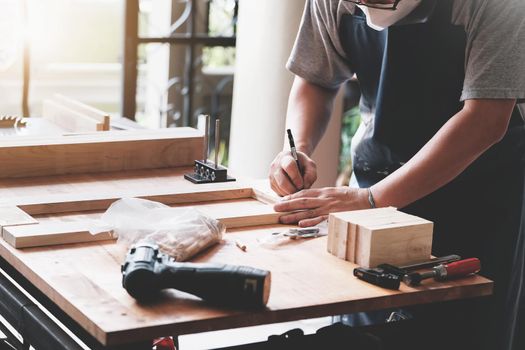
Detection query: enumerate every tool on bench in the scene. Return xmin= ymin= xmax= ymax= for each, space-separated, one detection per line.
xmin=284 ymin=227 xmax=322 ymax=239
xmin=354 ymin=266 xmax=402 ymax=290
xmin=353 ymin=255 xmax=462 ymax=290
xmin=122 ymin=242 xmax=271 ymax=308
xmin=0 ymin=115 xmax=27 ymax=128
xmin=402 ymin=258 xmax=481 ymax=286
xmin=377 ymin=254 xmax=461 ymax=277
xmin=184 ymin=115 xmax=236 ymax=184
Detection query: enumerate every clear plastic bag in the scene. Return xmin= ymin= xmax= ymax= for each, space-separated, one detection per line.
xmin=89 ymin=198 xmax=225 ymax=261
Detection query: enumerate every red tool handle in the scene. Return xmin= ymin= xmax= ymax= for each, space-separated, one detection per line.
xmin=445 ymin=258 xmax=481 ymax=277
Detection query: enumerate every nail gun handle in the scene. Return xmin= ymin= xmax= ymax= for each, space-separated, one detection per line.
xmin=444 ymin=258 xmax=481 ymax=278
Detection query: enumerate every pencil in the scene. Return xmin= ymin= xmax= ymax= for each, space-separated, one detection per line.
xmin=235 ymin=239 xmax=247 ymax=252
xmin=286 ymin=129 xmax=303 ymax=175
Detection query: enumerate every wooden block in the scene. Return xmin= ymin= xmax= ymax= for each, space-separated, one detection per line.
xmin=345 ymin=222 xmax=357 ymax=262
xmin=0 ymin=128 xmax=203 ymax=179
xmin=334 ymin=218 xmax=349 ymax=259
xmin=0 ymin=206 xmax=38 ymax=236
xmin=327 ymin=216 xmax=336 ymax=254
xmin=328 ymin=208 xmax=433 ymax=267
xmin=328 ymin=207 xmax=397 ymax=260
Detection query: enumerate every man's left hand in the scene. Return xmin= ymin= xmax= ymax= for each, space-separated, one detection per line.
xmin=273 ymin=187 xmax=370 ymax=227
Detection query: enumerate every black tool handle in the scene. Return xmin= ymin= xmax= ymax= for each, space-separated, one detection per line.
xmin=354 ymin=267 xmax=400 ymax=290
xmin=399 ymin=254 xmax=461 ymax=271
xmin=160 ymin=261 xmax=271 ymax=308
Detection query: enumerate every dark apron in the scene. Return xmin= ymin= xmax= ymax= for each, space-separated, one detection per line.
xmin=340 ymin=1 xmax=525 ymax=349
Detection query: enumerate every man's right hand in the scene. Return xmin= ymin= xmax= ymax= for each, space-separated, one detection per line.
xmin=269 ymin=151 xmax=317 ymax=196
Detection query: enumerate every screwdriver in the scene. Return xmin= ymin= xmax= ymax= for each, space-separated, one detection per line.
xmin=403 ymin=258 xmax=481 ymax=286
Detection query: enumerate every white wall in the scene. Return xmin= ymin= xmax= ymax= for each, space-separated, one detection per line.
xmin=229 ymin=0 xmax=342 ymax=188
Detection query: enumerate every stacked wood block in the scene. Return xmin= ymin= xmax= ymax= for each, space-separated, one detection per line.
xmin=328 ymin=207 xmax=433 ymax=268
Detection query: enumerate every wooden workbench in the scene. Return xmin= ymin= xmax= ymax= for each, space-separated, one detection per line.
xmin=0 ymin=167 xmax=493 ymax=348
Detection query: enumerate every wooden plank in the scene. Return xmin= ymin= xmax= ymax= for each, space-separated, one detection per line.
xmin=42 ymin=99 xmax=103 ymax=132
xmin=0 ymin=128 xmax=203 ymax=179
xmin=53 ymin=94 xmax=110 ymax=131
xmin=0 ymin=167 xmax=247 ymax=203
xmin=0 ymin=206 xmax=38 ymax=236
xmin=0 ymin=226 xmax=493 ymax=346
xmin=3 ymin=222 xmax=113 ymax=248
xmin=14 ymin=187 xmax=255 ymax=215
xmin=250 ymin=188 xmax=279 ymax=205
xmin=334 ymin=218 xmax=348 ymax=259
xmin=0 ymin=128 xmax=201 ymax=147
xmin=327 ymin=215 xmax=335 ymax=254
xmin=3 ymin=198 xmax=281 ymax=248
xmin=345 ymin=222 xmax=357 ymax=262
xmin=3 ymin=212 xmax=280 ymax=249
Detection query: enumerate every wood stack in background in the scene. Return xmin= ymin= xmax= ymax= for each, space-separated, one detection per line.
xmin=42 ymin=94 xmax=110 ymax=132
xmin=0 ymin=128 xmax=203 ymax=179
xmin=328 ymin=207 xmax=433 ymax=268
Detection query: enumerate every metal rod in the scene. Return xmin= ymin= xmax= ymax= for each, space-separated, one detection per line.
xmin=203 ymin=115 xmax=210 ymax=162
xmin=138 ymin=35 xmax=235 ymax=46
xmin=214 ymin=119 xmax=220 ymax=168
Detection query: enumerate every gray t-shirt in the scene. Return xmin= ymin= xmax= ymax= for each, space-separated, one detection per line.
xmin=287 ymin=0 xmax=525 ymax=104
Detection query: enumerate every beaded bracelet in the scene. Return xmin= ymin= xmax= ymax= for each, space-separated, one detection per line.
xmin=367 ymin=188 xmax=376 ymax=208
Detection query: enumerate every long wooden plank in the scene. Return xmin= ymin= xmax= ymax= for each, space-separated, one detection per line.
xmin=3 ymin=199 xmax=281 ymax=248
xmin=0 ymin=167 xmax=245 ymax=202
xmin=0 ymin=128 xmax=201 ymax=147
xmin=2 ymin=222 xmax=113 ymax=248
xmin=0 ymin=129 xmax=203 ymax=179
xmin=14 ymin=187 xmax=255 ymax=215
xmin=0 ymin=226 xmax=493 ymax=346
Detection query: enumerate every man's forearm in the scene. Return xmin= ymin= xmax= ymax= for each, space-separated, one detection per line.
xmin=286 ymin=76 xmax=339 ymax=155
xmin=371 ymin=99 xmax=516 ymax=208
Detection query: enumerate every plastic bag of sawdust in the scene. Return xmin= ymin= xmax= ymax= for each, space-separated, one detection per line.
xmin=89 ymin=198 xmax=225 ymax=261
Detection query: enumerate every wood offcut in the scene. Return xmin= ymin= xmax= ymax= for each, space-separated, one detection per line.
xmin=328 ymin=208 xmax=433 ymax=268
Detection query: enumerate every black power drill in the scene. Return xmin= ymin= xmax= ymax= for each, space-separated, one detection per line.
xmin=121 ymin=242 xmax=271 ymax=308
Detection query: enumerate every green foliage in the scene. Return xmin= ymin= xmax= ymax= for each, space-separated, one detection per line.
xmin=339 ymin=106 xmax=361 ymax=172
xmin=203 ymin=47 xmax=236 ymax=68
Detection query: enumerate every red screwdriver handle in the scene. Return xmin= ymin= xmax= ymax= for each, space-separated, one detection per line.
xmin=445 ymin=258 xmax=481 ymax=277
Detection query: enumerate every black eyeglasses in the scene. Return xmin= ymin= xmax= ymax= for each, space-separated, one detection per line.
xmin=343 ymin=0 xmax=401 ymax=10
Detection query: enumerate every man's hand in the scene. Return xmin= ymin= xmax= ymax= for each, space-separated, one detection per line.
xmin=269 ymin=151 xmax=317 ymax=196
xmin=273 ymin=187 xmax=370 ymax=227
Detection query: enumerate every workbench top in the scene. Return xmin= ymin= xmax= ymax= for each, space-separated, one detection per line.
xmin=0 ymin=168 xmax=493 ymax=347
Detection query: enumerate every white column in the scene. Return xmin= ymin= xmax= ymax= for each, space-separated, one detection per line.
xmin=142 ymin=1 xmax=172 ymax=128
xmin=229 ymin=0 xmax=305 ymax=179
xmin=229 ymin=0 xmax=342 ymax=188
